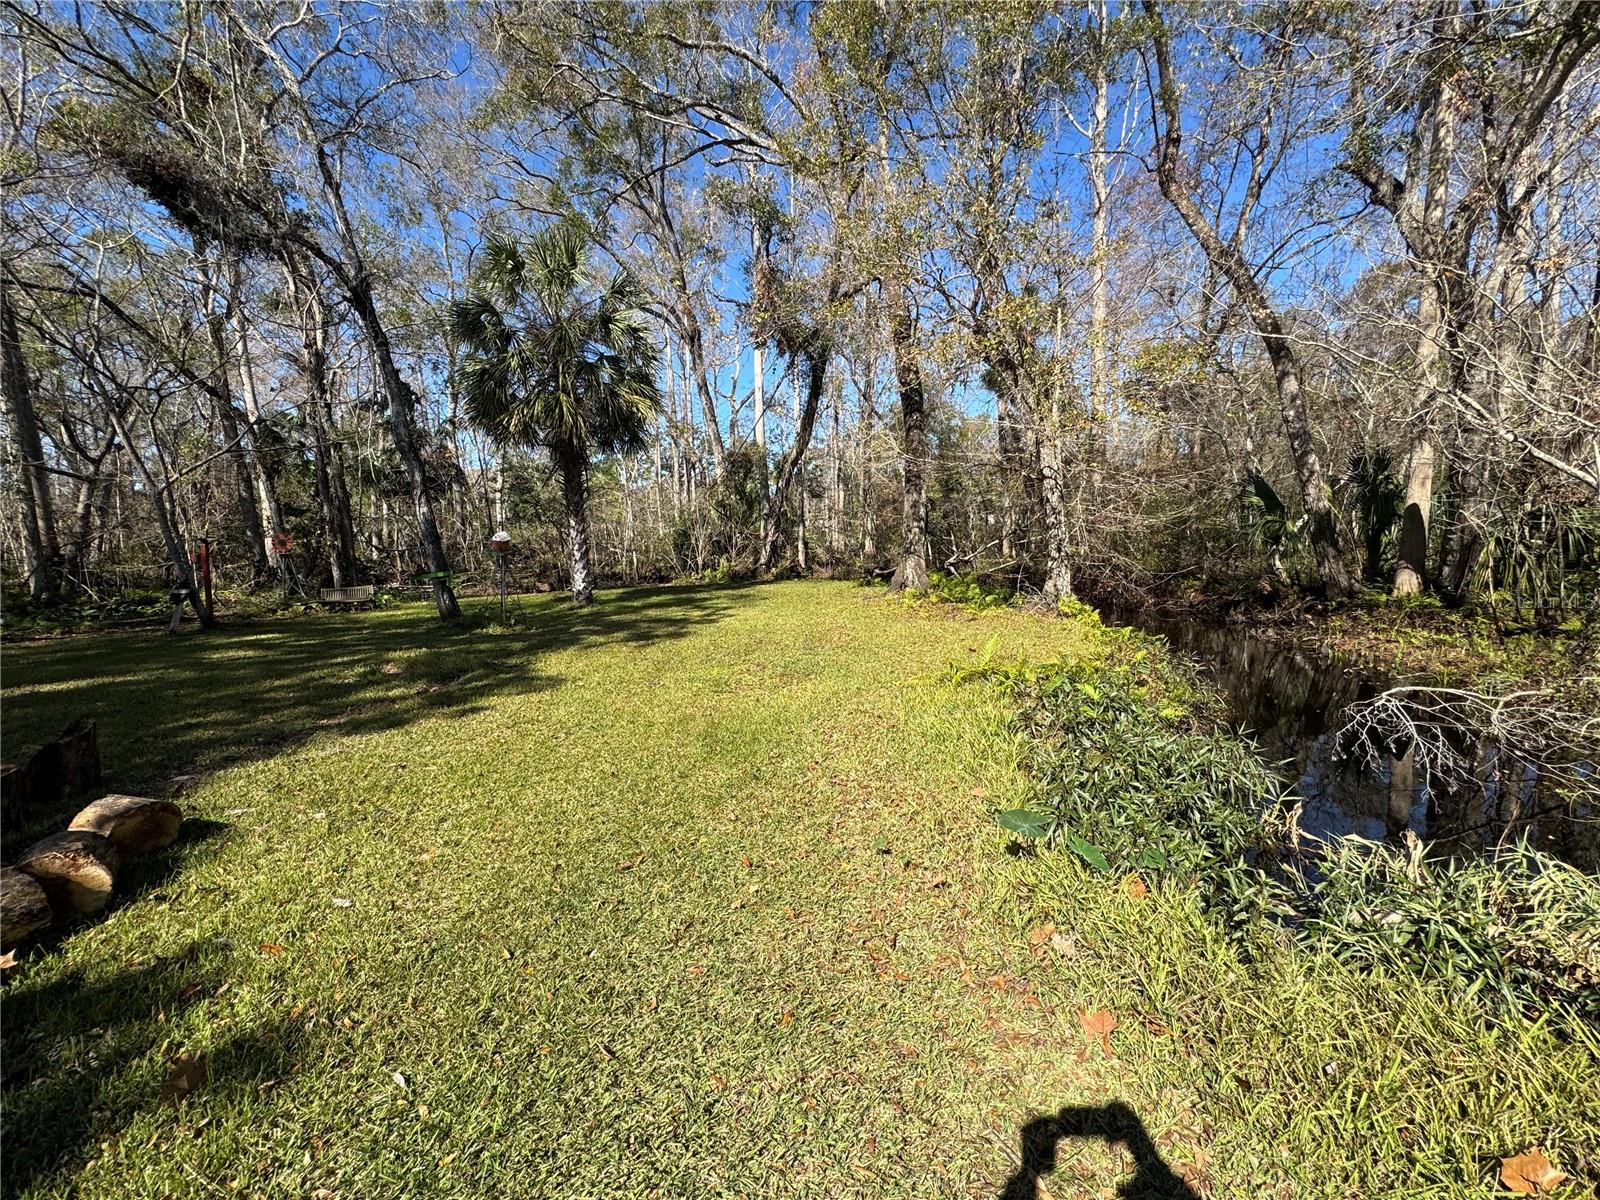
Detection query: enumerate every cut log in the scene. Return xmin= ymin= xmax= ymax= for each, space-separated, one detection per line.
xmin=2 ymin=867 xmax=53 ymax=948
xmin=70 ymin=795 xmax=182 ymax=854
xmin=15 ymin=831 xmax=119 ymax=917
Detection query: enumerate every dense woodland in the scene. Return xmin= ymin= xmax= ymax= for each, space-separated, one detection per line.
xmin=4 ymin=1 xmax=1599 ymax=621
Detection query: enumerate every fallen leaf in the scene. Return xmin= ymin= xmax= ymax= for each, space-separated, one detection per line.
xmin=161 ymin=1052 xmax=207 ymax=1103
xmin=0 ymin=949 xmax=20 ymax=971
xmin=1500 ymin=1148 xmax=1567 ymax=1195
xmin=1177 ymin=1146 xmax=1213 ymax=1186
xmin=259 ymin=943 xmax=284 ymax=955
xmin=1078 ymin=1008 xmax=1118 ymax=1056
xmin=1028 ymin=922 xmax=1058 ymax=948
xmin=1049 ymin=931 xmax=1078 ymax=958
xmin=392 ymin=1071 xmax=409 ymax=1090
xmin=739 ymin=855 xmax=753 ymax=869
xmin=331 ymin=898 xmax=353 ymax=908
xmin=1125 ymin=874 xmax=1149 ymax=899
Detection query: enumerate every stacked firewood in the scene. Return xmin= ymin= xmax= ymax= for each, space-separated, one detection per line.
xmin=0 ymin=720 xmax=182 ymax=951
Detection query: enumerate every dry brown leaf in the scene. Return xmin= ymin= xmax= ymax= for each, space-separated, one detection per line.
xmin=0 ymin=949 xmax=20 ymax=971
xmin=739 ymin=855 xmax=753 ymax=869
xmin=1078 ymin=1008 xmax=1118 ymax=1056
xmin=258 ymin=942 xmax=284 ymax=955
xmin=161 ymin=1052 xmax=207 ymax=1103
xmin=1500 ymin=1148 xmax=1567 ymax=1195
xmin=1027 ymin=922 xmax=1058 ymax=948
xmin=1125 ymin=874 xmax=1149 ymax=899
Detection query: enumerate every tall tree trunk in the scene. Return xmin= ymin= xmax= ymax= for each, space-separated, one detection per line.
xmin=1393 ymin=31 xmax=1455 ymax=598
xmin=350 ymin=275 xmax=460 ymax=619
xmin=1146 ymin=2 xmax=1354 ymax=597
xmin=556 ymin=440 xmax=595 ymax=606
xmin=97 ymin=394 xmax=211 ymax=628
xmin=1086 ymin=0 xmax=1112 ymax=500
xmin=760 ymin=347 xmax=829 ymax=573
xmin=877 ymin=121 xmax=931 ymax=593
xmin=828 ymin=386 xmax=846 ymax=563
xmin=226 ymin=257 xmax=287 ymax=580
xmin=1 ymin=281 xmax=59 ymax=601
xmin=1394 ymin=279 xmax=1443 ymax=597
xmin=857 ymin=353 xmax=877 ymax=564
xmin=194 ymin=237 xmax=269 ymax=581
xmin=61 ymin=433 xmax=115 ymax=590
xmin=288 ymin=253 xmax=357 ymax=587
xmin=886 ymin=292 xmax=929 ymax=592
xmin=1038 ymin=428 xmax=1073 ymax=603
xmin=792 ymin=369 xmax=809 ymax=573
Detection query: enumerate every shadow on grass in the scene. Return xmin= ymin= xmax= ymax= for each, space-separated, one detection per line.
xmin=0 ymin=942 xmax=306 ymax=1196
xmin=2 ymin=582 xmax=748 ymax=851
xmin=998 ymin=1101 xmax=1200 ymax=1200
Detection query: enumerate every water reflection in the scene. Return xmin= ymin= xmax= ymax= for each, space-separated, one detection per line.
xmin=1096 ymin=606 xmax=1596 ymax=871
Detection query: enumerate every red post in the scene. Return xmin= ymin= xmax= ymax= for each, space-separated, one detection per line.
xmin=196 ymin=538 xmax=214 ymax=618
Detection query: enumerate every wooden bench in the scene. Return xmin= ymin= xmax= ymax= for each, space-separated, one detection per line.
xmin=320 ymin=585 xmax=376 ymax=608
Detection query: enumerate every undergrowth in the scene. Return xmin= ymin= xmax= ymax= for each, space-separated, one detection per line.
xmin=952 ymin=635 xmax=1600 ymax=1022
xmin=1299 ymin=835 xmax=1600 ymax=1019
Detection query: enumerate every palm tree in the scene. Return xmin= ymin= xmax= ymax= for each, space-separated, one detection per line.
xmin=449 ymin=222 xmax=662 ymax=606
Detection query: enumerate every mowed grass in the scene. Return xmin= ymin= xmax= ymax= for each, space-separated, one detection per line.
xmin=2 ymin=581 xmax=1595 ymax=1198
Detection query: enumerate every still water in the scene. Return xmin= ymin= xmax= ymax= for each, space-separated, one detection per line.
xmin=1096 ymin=606 xmax=1597 ymax=871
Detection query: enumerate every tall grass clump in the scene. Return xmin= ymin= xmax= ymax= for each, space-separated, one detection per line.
xmin=951 ymin=637 xmax=1286 ymax=923
xmin=1297 ymin=835 xmax=1600 ymax=1019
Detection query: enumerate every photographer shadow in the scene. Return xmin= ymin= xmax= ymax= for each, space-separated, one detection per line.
xmin=998 ymin=1101 xmax=1200 ymax=1200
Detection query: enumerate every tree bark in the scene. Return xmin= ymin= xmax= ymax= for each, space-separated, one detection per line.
xmin=556 ymin=439 xmax=596 ymax=606
xmin=886 ymin=291 xmax=930 ymax=592
xmin=2 ymin=280 xmax=60 ymax=601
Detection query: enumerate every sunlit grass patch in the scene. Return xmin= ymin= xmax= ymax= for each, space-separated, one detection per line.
xmin=2 ymin=581 xmax=1593 ymax=1198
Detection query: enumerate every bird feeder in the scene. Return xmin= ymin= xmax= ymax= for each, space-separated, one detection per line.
xmin=489 ymin=531 xmax=513 ymax=620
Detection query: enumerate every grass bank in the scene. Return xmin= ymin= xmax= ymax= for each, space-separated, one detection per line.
xmin=2 ymin=582 xmax=1595 ymax=1197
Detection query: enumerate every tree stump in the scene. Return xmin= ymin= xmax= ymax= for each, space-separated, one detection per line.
xmin=1 ymin=867 xmax=53 ymax=948
xmin=56 ymin=719 xmax=102 ymax=800
xmin=70 ymin=795 xmax=182 ymax=854
xmin=0 ymin=762 xmax=27 ymax=826
xmin=22 ymin=741 xmax=62 ymax=808
xmin=15 ymin=831 xmax=119 ymax=917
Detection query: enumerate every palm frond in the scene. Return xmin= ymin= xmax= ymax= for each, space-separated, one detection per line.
xmin=452 ymin=221 xmax=664 ymax=458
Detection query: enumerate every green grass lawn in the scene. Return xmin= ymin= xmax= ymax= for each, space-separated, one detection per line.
xmin=3 ymin=582 xmax=1595 ymax=1198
